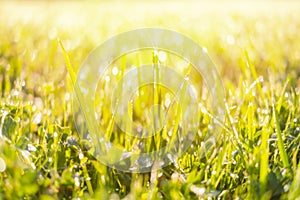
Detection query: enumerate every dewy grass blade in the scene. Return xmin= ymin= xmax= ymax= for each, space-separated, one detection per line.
xmin=276 ymin=79 xmax=289 ymax=112
xmin=58 ymin=40 xmax=103 ymax=152
xmin=212 ymin=142 xmax=227 ymax=188
xmin=165 ymin=63 xmax=192 ymax=153
xmin=153 ymin=51 xmax=160 ymax=134
xmin=288 ymin=162 xmax=300 ymax=199
xmin=259 ymin=121 xmax=270 ymax=198
xmin=245 ymin=51 xmax=267 ymax=107
xmin=271 ymin=89 xmax=290 ymax=170
xmin=247 ymin=101 xmax=254 ymax=151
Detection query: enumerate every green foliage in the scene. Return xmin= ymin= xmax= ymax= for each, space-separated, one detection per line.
xmin=0 ymin=1 xmax=300 ymax=200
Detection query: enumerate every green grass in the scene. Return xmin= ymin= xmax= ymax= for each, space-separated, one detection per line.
xmin=0 ymin=1 xmax=300 ymax=199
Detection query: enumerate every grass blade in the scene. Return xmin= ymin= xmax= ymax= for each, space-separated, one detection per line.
xmin=58 ymin=39 xmax=103 ymax=153
xmin=259 ymin=122 xmax=270 ymax=199
xmin=271 ymin=91 xmax=290 ymax=170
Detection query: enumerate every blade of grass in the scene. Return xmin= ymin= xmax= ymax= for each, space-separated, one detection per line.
xmin=259 ymin=120 xmax=270 ymax=199
xmin=59 ymin=40 xmax=96 ymax=194
xmin=212 ymin=142 xmax=227 ymax=188
xmin=276 ymin=79 xmax=289 ymax=112
xmin=271 ymin=89 xmax=290 ymax=170
xmin=59 ymin=39 xmax=107 ymax=152
xmin=165 ymin=63 xmax=192 ymax=154
xmin=288 ymin=162 xmax=300 ymax=199
xmin=153 ymin=51 xmax=160 ymax=136
xmin=245 ymin=51 xmax=267 ymax=107
xmin=247 ymin=101 xmax=254 ymax=152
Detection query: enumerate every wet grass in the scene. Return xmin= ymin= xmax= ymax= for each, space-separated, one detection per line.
xmin=0 ymin=1 xmax=300 ymax=199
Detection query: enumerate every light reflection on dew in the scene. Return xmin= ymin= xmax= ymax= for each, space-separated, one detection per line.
xmin=158 ymin=51 xmax=167 ymax=62
xmin=284 ymin=92 xmax=289 ymax=98
xmin=95 ymin=112 xmax=99 ymax=120
xmin=32 ymin=112 xmax=42 ymax=124
xmin=79 ymin=152 xmax=84 ymax=160
xmin=27 ymin=144 xmax=37 ymax=152
xmin=105 ymin=75 xmax=110 ymax=82
xmin=0 ymin=157 xmax=6 ymax=172
xmin=112 ymin=66 xmax=119 ymax=76
xmin=105 ymin=142 xmax=112 ymax=150
xmin=64 ymin=93 xmax=70 ymax=101
xmin=168 ymin=130 xmax=172 ymax=137
xmin=54 ymin=132 xmax=58 ymax=138
xmin=164 ymin=93 xmax=171 ymax=108
xmin=74 ymin=177 xmax=80 ymax=187
xmin=189 ymin=85 xmax=198 ymax=97
xmin=226 ymin=34 xmax=235 ymax=45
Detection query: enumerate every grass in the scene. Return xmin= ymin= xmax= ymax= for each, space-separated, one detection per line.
xmin=0 ymin=1 xmax=300 ymax=199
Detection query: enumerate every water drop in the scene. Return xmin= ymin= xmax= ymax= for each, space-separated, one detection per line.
xmin=112 ymin=66 xmax=119 ymax=76
xmin=79 ymin=152 xmax=84 ymax=160
xmin=0 ymin=157 xmax=6 ymax=172
xmin=158 ymin=51 xmax=167 ymax=62
xmin=74 ymin=177 xmax=80 ymax=187
xmin=27 ymin=144 xmax=37 ymax=152
xmin=226 ymin=35 xmax=235 ymax=45
xmin=105 ymin=75 xmax=110 ymax=82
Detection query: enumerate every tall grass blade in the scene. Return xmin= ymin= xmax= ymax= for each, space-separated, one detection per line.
xmin=245 ymin=51 xmax=267 ymax=107
xmin=259 ymin=122 xmax=270 ymax=199
xmin=271 ymin=91 xmax=290 ymax=170
xmin=58 ymin=40 xmax=102 ymax=152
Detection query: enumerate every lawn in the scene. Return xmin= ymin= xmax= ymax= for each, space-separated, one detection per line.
xmin=0 ymin=1 xmax=299 ymax=199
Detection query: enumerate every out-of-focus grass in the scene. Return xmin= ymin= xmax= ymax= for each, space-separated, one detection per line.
xmin=0 ymin=1 xmax=300 ymax=199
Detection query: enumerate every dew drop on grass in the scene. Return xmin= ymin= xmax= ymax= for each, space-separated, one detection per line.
xmin=27 ymin=144 xmax=37 ymax=152
xmin=12 ymin=89 xmax=19 ymax=96
xmin=283 ymin=184 xmax=290 ymax=192
xmin=284 ymin=92 xmax=289 ymax=98
xmin=32 ymin=105 xmax=37 ymax=112
xmin=79 ymin=152 xmax=84 ymax=160
xmin=101 ymin=175 xmax=105 ymax=184
xmin=226 ymin=35 xmax=235 ymax=45
xmin=0 ymin=157 xmax=6 ymax=172
xmin=32 ymin=113 xmax=42 ymax=124
xmin=74 ymin=177 xmax=80 ymax=187
xmin=190 ymin=184 xmax=206 ymax=196
xmin=158 ymin=51 xmax=167 ymax=62
xmin=64 ymin=93 xmax=70 ymax=101
xmin=105 ymin=75 xmax=110 ymax=82
xmin=112 ymin=66 xmax=118 ymax=76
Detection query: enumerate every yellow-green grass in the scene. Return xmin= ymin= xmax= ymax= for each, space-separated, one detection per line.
xmin=0 ymin=1 xmax=300 ymax=199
